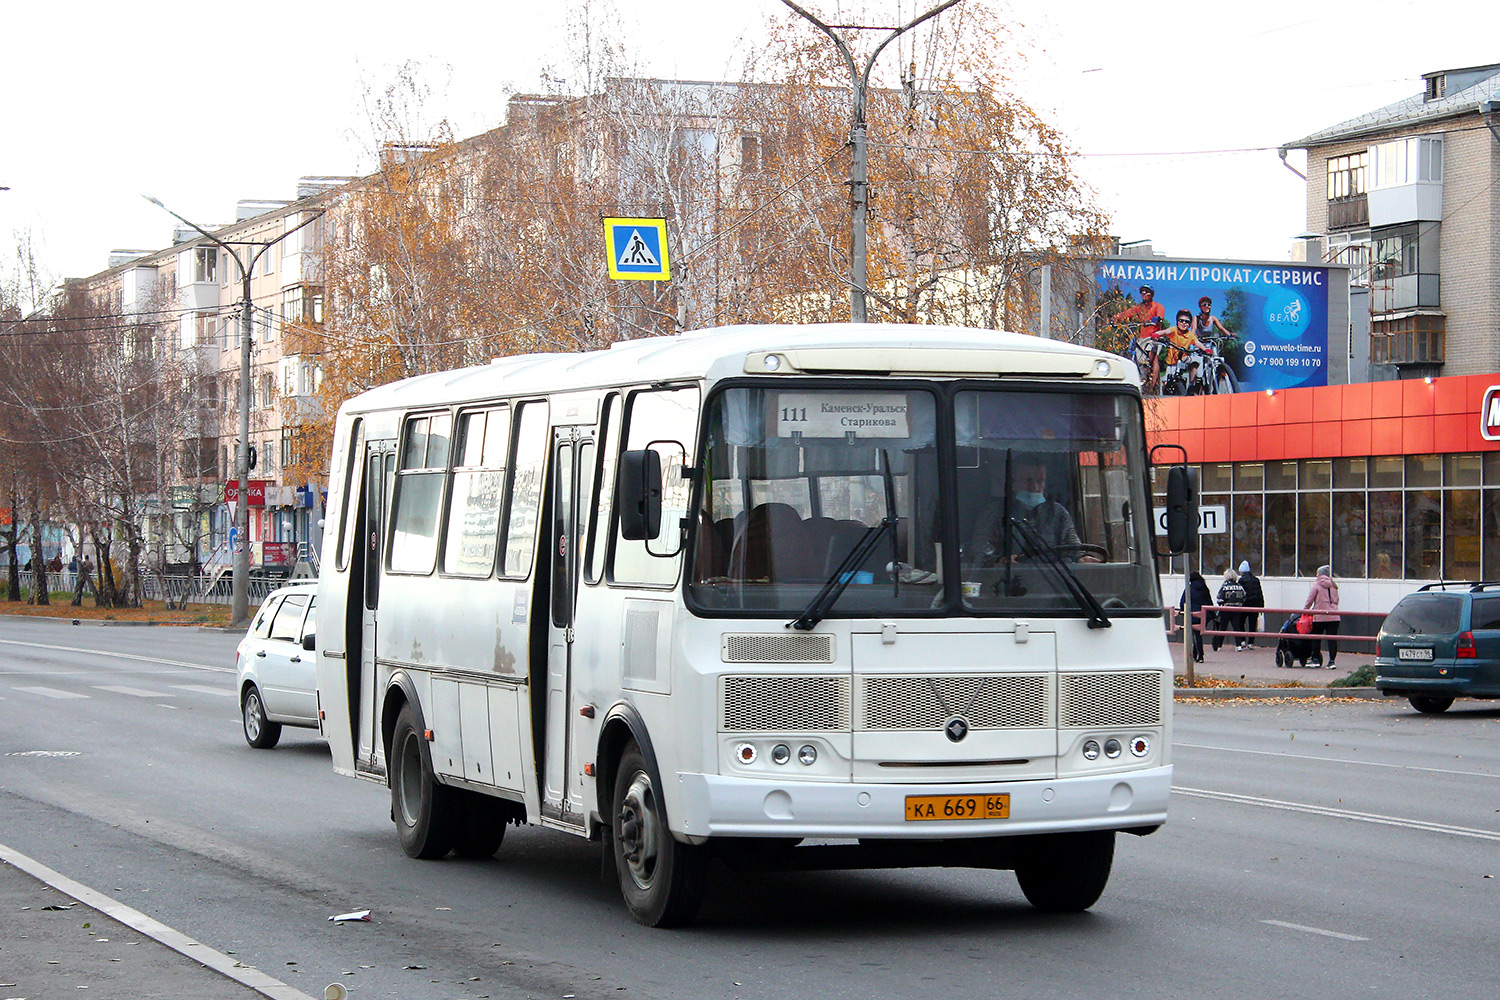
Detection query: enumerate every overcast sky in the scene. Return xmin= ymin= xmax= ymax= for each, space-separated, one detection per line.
xmin=1 ymin=0 xmax=1492 ymax=290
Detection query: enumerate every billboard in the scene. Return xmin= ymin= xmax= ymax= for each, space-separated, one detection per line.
xmin=1095 ymin=258 xmax=1332 ymax=394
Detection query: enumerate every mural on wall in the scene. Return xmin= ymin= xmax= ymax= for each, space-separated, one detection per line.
xmin=1095 ymin=259 xmax=1331 ymax=395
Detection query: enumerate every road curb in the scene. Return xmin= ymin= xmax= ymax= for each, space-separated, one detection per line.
xmin=0 ymin=841 xmax=317 ymax=1000
xmin=1176 ymin=686 xmax=1385 ymax=700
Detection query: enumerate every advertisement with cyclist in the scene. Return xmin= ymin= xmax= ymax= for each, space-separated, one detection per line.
xmin=1095 ymin=259 xmax=1331 ymax=395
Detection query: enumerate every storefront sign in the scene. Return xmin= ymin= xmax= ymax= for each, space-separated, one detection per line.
xmin=1096 ymin=259 xmax=1331 ymax=393
xmin=223 ymin=479 xmax=270 ymax=507
xmin=1154 ymin=504 xmax=1227 ymax=536
xmin=1483 ymin=385 xmax=1500 ymax=441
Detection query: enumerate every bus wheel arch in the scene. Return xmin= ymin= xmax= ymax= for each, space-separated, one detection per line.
xmin=380 ymin=673 xmax=420 ymax=767
xmin=595 ymin=703 xmax=660 ymax=817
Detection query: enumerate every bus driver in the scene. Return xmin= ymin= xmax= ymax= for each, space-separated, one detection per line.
xmin=966 ymin=457 xmax=1100 ymax=565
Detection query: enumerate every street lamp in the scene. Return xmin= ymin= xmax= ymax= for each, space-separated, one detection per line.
xmin=780 ymin=0 xmax=966 ymax=322
xmin=144 ymin=194 xmax=322 ymax=626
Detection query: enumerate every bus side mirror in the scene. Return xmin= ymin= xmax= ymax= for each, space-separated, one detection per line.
xmin=302 ymin=633 xmax=316 ymax=652
xmin=1164 ymin=466 xmax=1198 ymax=556
xmin=618 ymin=448 xmax=662 ymax=541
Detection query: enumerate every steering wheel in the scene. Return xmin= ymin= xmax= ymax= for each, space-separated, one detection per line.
xmin=1062 ymin=542 xmax=1109 ymax=562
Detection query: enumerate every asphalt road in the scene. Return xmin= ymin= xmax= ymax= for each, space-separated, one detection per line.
xmin=1 ymin=617 xmax=1497 ymax=1000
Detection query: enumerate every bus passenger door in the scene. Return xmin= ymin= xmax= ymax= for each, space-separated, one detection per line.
xmin=543 ymin=429 xmax=584 ymax=820
xmin=358 ymin=444 xmax=395 ymax=769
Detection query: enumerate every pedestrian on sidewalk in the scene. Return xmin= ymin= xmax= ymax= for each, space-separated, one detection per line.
xmin=1303 ymin=564 xmax=1341 ymax=668
xmin=1180 ymin=571 xmax=1212 ymax=663
xmin=1238 ymin=561 xmax=1265 ymax=647
xmin=1214 ymin=568 xmax=1247 ymax=651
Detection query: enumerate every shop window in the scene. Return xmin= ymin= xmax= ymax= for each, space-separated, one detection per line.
xmin=1233 ymin=462 xmax=1263 ymax=493
xmin=1404 ymin=490 xmax=1442 ymax=581
xmin=1264 ymin=495 xmax=1296 ymax=576
xmin=1369 ymin=456 xmax=1403 ymax=490
xmin=1484 ymin=490 xmax=1500 ymax=580
xmin=1443 ymin=490 xmax=1481 ymax=581
xmin=1443 ymin=453 xmax=1481 ymax=488
xmin=1264 ymin=460 xmax=1297 ymax=492
xmin=1368 ymin=490 xmax=1403 ymax=578
xmin=1298 ymin=493 xmax=1331 ymax=578
xmin=1405 ymin=454 xmax=1440 ymax=489
xmin=1232 ymin=494 xmax=1263 ymax=574
xmin=1300 ymin=460 xmax=1332 ymax=491
xmin=1332 ymin=493 xmax=1367 ymax=578
xmin=1199 ymin=463 xmax=1231 ymax=493
xmin=1484 ymin=454 xmax=1500 ymax=487
xmin=1200 ymin=493 xmax=1230 ymax=572
xmin=1332 ymin=457 xmax=1366 ymax=490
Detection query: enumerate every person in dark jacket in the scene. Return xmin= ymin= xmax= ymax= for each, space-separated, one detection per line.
xmin=1180 ymin=571 xmax=1212 ymax=663
xmin=1238 ymin=561 xmax=1265 ymax=648
xmin=1213 ymin=568 xmax=1247 ymax=651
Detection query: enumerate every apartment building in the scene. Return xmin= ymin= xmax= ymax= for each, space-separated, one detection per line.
xmin=74 ymin=180 xmax=343 ymax=574
xmin=1283 ymin=62 xmax=1500 ymax=380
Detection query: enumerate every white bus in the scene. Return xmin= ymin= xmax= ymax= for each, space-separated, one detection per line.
xmin=313 ymin=323 xmax=1172 ymax=926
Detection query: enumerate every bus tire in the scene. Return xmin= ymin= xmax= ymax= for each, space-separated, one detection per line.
xmin=241 ymin=685 xmax=281 ymax=749
xmin=611 ymin=741 xmax=707 ymax=927
xmin=391 ymin=703 xmax=456 ymax=859
xmin=1013 ymin=830 xmax=1114 ymax=913
xmin=452 ymin=791 xmax=508 ymax=858
xmin=1408 ymin=696 xmax=1453 ymax=714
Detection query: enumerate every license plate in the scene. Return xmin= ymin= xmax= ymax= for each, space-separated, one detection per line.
xmin=905 ymin=793 xmax=1010 ymax=821
xmin=1398 ymin=648 xmax=1434 ymax=661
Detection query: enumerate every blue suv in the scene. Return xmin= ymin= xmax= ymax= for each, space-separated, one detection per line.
xmin=1375 ymin=582 xmax=1500 ymax=714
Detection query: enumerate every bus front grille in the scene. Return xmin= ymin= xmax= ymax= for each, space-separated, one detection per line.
xmin=1059 ymin=672 xmax=1162 ymax=727
xmin=860 ymin=675 xmax=1050 ymax=729
xmin=721 ymin=675 xmax=850 ymax=732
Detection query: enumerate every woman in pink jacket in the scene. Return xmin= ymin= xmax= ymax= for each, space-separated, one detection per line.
xmin=1303 ymin=565 xmax=1341 ymax=668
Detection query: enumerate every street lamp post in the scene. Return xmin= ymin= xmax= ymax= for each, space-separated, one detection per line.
xmin=144 ymin=195 xmax=321 ymax=625
xmin=779 ymin=0 xmax=965 ymax=322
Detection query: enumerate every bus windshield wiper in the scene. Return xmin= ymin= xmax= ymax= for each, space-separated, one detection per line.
xmin=788 ymin=517 xmax=895 ymax=631
xmin=1007 ymin=516 xmax=1112 ymax=629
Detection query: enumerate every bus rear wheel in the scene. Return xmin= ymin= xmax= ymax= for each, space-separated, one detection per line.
xmin=1013 ymin=830 xmax=1115 ymax=912
xmin=452 ymin=791 xmax=509 ymax=858
xmin=611 ymin=741 xmax=707 ymax=927
xmin=391 ymin=704 xmax=456 ymax=859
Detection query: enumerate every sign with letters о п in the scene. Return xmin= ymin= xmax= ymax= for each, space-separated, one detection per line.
xmin=603 ymin=217 xmax=670 ymax=281
xmin=1154 ymin=504 xmax=1227 ymax=536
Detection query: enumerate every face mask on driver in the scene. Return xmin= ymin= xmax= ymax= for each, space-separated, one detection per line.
xmin=1014 ymin=491 xmax=1046 ymax=509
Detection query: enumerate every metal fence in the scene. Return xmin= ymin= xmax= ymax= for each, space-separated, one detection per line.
xmin=13 ymin=570 xmax=286 ymax=608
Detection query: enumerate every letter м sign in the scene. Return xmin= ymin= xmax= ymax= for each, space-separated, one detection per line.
xmin=1483 ymin=385 xmax=1500 ymax=441
xmin=604 ymin=217 xmax=671 ymax=281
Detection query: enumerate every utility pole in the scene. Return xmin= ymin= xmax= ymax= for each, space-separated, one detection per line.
xmin=144 ymin=196 xmax=322 ymax=626
xmin=779 ymin=0 xmax=965 ymax=322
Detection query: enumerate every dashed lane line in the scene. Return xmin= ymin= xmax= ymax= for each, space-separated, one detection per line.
xmin=1177 ymin=741 xmax=1500 ymax=781
xmin=94 ymin=685 xmax=170 ymax=698
xmin=14 ymin=685 xmax=89 ymax=699
xmin=171 ymin=684 xmax=236 ymax=698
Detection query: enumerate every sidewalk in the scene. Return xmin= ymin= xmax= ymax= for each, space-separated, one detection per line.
xmin=0 ymin=844 xmax=313 ymax=1000
xmin=1170 ymin=627 xmax=1378 ymax=696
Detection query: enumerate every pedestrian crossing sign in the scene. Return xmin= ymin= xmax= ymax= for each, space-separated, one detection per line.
xmin=604 ymin=217 xmax=671 ymax=281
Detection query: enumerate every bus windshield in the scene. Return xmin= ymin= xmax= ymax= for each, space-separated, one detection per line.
xmin=687 ymin=384 xmax=1159 ymax=616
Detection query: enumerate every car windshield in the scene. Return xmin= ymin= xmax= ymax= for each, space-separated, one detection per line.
xmin=1383 ymin=594 xmax=1462 ymax=635
xmin=686 ymin=384 xmax=1159 ymax=617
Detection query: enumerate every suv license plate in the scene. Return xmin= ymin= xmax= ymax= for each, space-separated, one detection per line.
xmin=905 ymin=794 xmax=1010 ymax=821
xmin=1398 ymin=648 xmax=1434 ymax=661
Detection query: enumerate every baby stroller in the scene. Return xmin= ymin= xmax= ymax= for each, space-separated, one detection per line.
xmin=1274 ymin=615 xmax=1318 ymax=668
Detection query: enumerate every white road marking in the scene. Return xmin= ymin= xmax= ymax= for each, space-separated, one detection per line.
xmin=170 ymin=684 xmax=235 ymax=698
xmin=0 ymin=639 xmax=229 ymax=673
xmin=1178 ymin=741 xmax=1500 ymax=781
xmin=93 ymin=685 xmax=168 ymax=698
xmin=1176 ymin=786 xmax=1500 ymax=842
xmin=1261 ymin=919 xmax=1369 ymax=942
xmin=14 ymin=686 xmax=89 ymax=699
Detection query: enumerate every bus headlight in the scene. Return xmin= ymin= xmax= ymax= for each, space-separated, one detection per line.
xmin=1103 ymin=738 xmax=1123 ymax=759
xmin=771 ymin=744 xmax=791 ymax=765
xmin=798 ymin=744 xmax=818 ymax=766
xmin=1081 ymin=740 xmax=1101 ymax=760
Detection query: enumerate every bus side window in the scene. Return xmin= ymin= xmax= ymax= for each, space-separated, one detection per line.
xmin=585 ymin=393 xmax=620 ymax=585
xmin=335 ymin=419 xmax=363 ymax=572
xmin=611 ymin=386 xmax=699 ymax=587
xmin=389 ymin=412 xmax=451 ymax=575
xmin=502 ymin=401 xmax=549 ymax=578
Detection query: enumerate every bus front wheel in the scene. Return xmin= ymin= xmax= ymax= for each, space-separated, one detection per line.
xmin=1013 ymin=830 xmax=1114 ymax=912
xmin=391 ymin=704 xmax=456 ymax=859
xmin=611 ymin=741 xmax=707 ymax=927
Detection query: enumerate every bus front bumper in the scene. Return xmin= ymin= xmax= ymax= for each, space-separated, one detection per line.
xmin=673 ymin=765 xmax=1172 ymax=840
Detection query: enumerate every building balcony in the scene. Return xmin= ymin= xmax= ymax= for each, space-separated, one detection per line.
xmin=1368 ymin=180 xmax=1442 ymax=227
xmin=1371 ymin=311 xmax=1444 ymax=367
xmin=1370 ymin=271 xmax=1440 ymax=312
xmin=1327 ymin=194 xmax=1368 ymax=230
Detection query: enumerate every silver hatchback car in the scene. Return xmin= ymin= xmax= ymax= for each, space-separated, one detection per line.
xmin=235 ymin=581 xmax=319 ymax=748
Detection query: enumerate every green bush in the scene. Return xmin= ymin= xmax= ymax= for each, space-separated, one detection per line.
xmin=1330 ymin=663 xmax=1376 ymax=688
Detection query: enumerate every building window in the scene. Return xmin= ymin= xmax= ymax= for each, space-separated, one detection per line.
xmin=194 ymin=247 xmax=216 ymax=283
xmin=1326 ymin=152 xmax=1367 ymax=200
xmin=262 ymin=374 xmax=275 ymax=409
xmin=1370 ymin=314 xmax=1445 ymax=365
xmin=1424 ymin=74 xmax=1446 ymax=101
xmin=1370 ymin=137 xmax=1442 ymax=188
